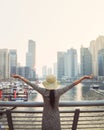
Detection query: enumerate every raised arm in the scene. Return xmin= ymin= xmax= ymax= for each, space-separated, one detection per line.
xmin=57 ymin=74 xmax=93 ymax=95
xmin=73 ymin=75 xmax=93 ymax=85
xmin=11 ymin=74 xmax=44 ymax=94
xmin=11 ymin=74 xmax=29 ymax=83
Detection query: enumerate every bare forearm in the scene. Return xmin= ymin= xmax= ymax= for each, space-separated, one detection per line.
xmin=12 ymin=74 xmax=29 ymax=84
xmin=73 ymin=77 xmax=85 ymax=85
xmin=73 ymin=74 xmax=93 ymax=85
xmin=19 ymin=76 xmax=29 ymax=83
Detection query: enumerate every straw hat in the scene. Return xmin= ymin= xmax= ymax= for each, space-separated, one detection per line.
xmin=42 ymin=75 xmax=60 ymax=90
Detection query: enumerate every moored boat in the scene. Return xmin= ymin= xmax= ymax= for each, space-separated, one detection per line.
xmin=90 ymin=84 xmax=100 ymax=90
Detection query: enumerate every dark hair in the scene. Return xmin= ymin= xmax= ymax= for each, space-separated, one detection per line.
xmin=49 ymin=90 xmax=55 ymax=108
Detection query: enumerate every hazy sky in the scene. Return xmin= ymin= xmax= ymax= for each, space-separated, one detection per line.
xmin=0 ymin=0 xmax=104 ymax=74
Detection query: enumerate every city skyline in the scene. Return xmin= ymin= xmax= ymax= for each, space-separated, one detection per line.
xmin=0 ymin=35 xmax=104 ymax=79
xmin=0 ymin=0 xmax=104 ymax=75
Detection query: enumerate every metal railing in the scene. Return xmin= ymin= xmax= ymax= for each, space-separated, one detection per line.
xmin=0 ymin=100 xmax=104 ymax=130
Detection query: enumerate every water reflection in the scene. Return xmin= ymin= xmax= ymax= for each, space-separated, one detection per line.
xmin=75 ymin=84 xmax=82 ymax=101
xmin=60 ymin=83 xmax=83 ymax=101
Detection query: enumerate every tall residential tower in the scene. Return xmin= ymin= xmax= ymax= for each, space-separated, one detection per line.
xmin=57 ymin=51 xmax=65 ymax=80
xmin=26 ymin=40 xmax=36 ymax=69
xmin=0 ymin=49 xmax=10 ymax=79
xmin=9 ymin=49 xmax=17 ymax=74
xmin=26 ymin=40 xmax=36 ymax=79
xmin=80 ymin=46 xmax=92 ymax=76
xmin=90 ymin=36 xmax=104 ymax=76
xmin=64 ymin=48 xmax=78 ymax=79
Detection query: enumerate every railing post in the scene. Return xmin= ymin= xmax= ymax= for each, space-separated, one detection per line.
xmin=72 ymin=109 xmax=80 ymax=130
xmin=6 ymin=109 xmax=14 ymax=130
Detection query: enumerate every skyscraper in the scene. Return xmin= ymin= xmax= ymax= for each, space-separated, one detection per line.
xmin=57 ymin=51 xmax=65 ymax=80
xmin=0 ymin=49 xmax=10 ymax=79
xmin=26 ymin=40 xmax=36 ymax=79
xmin=80 ymin=46 xmax=92 ymax=76
xmin=9 ymin=49 xmax=17 ymax=74
xmin=89 ymin=40 xmax=96 ymax=76
xmin=64 ymin=48 xmax=78 ymax=79
xmin=26 ymin=40 xmax=36 ymax=69
xmin=90 ymin=36 xmax=104 ymax=76
xmin=98 ymin=49 xmax=104 ymax=76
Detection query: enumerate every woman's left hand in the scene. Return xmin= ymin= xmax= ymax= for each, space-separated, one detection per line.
xmin=84 ymin=74 xmax=93 ymax=79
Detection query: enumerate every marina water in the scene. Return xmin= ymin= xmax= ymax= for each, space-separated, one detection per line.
xmin=29 ymin=82 xmax=104 ymax=102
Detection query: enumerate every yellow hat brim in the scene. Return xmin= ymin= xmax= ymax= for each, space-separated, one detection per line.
xmin=42 ymin=81 xmax=60 ymax=90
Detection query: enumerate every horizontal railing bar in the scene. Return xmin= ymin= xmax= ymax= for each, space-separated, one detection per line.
xmin=61 ymin=123 xmax=72 ymax=125
xmin=61 ymin=122 xmax=72 ymax=124
xmin=0 ymin=100 xmax=104 ymax=107
xmin=12 ymin=110 xmax=73 ymax=113
xmin=77 ymin=128 xmax=104 ymax=129
xmin=78 ymin=119 xmax=104 ymax=121
xmin=13 ymin=122 xmax=41 ymax=123
xmin=79 ymin=115 xmax=104 ymax=117
xmin=13 ymin=119 xmax=40 ymax=122
xmin=60 ymin=116 xmax=74 ymax=118
xmin=61 ymin=128 xmax=72 ymax=129
xmin=12 ymin=119 xmax=41 ymax=121
xmin=13 ymin=124 xmax=41 ymax=126
xmin=13 ymin=120 xmax=41 ymax=122
xmin=17 ymin=128 xmax=41 ymax=129
xmin=14 ymin=128 xmax=41 ymax=129
xmin=77 ymin=126 xmax=104 ymax=128
xmin=13 ymin=119 xmax=41 ymax=121
xmin=14 ymin=126 xmax=41 ymax=128
xmin=78 ymin=122 xmax=104 ymax=124
xmin=15 ymin=128 xmax=41 ymax=130
xmin=12 ymin=116 xmax=74 ymax=118
xmin=79 ymin=117 xmax=104 ymax=121
xmin=77 ymin=128 xmax=104 ymax=130
xmin=79 ymin=117 xmax=104 ymax=119
xmin=80 ymin=110 xmax=104 ymax=112
xmin=12 ymin=111 xmax=43 ymax=113
xmin=1 ymin=109 xmax=104 ymax=113
xmin=78 ymin=124 xmax=104 ymax=126
xmin=12 ymin=116 xmax=42 ymax=118
xmin=61 ymin=120 xmax=73 ymax=122
xmin=79 ymin=118 xmax=104 ymax=120
xmin=14 ymin=110 xmax=104 ymax=113
xmin=1 ymin=109 xmax=104 ymax=114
